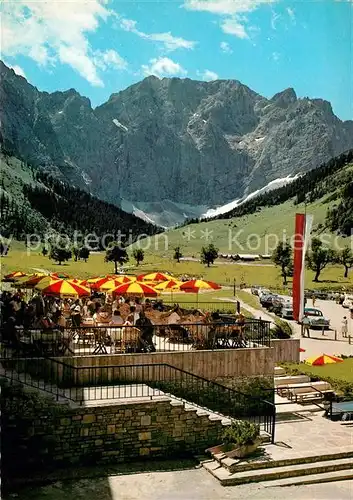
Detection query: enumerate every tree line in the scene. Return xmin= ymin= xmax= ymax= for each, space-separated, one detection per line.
xmin=273 ymin=239 xmax=353 ymax=284
xmin=23 ymin=171 xmax=159 ymax=242
xmin=0 ymin=156 xmax=160 ymax=243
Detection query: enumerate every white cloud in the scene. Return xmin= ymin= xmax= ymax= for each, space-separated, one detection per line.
xmin=199 ymin=69 xmax=219 ymax=81
xmin=142 ymin=57 xmax=187 ymax=77
xmin=184 ymin=0 xmax=276 ymax=16
xmin=94 ymin=49 xmax=127 ymax=71
xmin=272 ymin=51 xmax=280 ymax=62
xmin=184 ymin=0 xmax=276 ymax=38
xmin=29 ymin=45 xmax=52 ymax=66
xmin=3 ymin=61 xmax=27 ymax=78
xmin=59 ymin=45 xmax=104 ymax=87
xmin=220 ymin=41 xmax=233 ymax=53
xmin=1 ymin=0 xmax=127 ymax=87
xmin=120 ymin=17 xmax=196 ymax=51
xmin=271 ymin=10 xmax=281 ymax=30
xmin=286 ymin=7 xmax=296 ymax=23
xmin=221 ymin=18 xmax=248 ymax=38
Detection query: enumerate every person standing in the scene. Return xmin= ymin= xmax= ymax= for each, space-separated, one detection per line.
xmin=301 ymin=313 xmax=310 ymax=338
xmin=312 ymin=295 xmax=316 ymax=307
xmin=71 ymin=304 xmax=81 ymax=327
xmin=342 ymin=316 xmax=348 ymax=338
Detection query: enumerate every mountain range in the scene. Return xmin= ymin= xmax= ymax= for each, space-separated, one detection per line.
xmin=1 ymin=60 xmax=353 ymax=226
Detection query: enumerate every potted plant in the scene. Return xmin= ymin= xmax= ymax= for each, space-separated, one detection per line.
xmin=206 ymin=421 xmax=261 ymax=458
xmin=222 ymin=421 xmax=261 ymax=458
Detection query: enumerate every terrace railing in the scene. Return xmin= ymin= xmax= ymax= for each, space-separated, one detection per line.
xmin=0 ymin=319 xmax=271 ymax=358
xmin=0 ymin=359 xmax=276 ymax=441
xmin=161 ymin=301 xmax=238 ymax=313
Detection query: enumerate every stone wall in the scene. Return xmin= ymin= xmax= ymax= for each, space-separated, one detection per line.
xmin=2 ymin=382 xmax=225 ymax=478
xmin=270 ymin=339 xmax=300 ymax=364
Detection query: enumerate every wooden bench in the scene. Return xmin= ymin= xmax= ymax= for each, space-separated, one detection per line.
xmin=295 ymin=389 xmax=334 ymax=403
xmin=275 ymin=375 xmax=311 ymax=390
xmin=286 ymin=382 xmax=332 ymax=400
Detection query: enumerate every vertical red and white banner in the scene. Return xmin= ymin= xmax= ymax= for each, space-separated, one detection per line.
xmin=292 ymin=213 xmax=313 ymax=321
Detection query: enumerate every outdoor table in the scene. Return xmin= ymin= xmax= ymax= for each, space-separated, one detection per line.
xmin=28 ymin=329 xmax=71 ymax=356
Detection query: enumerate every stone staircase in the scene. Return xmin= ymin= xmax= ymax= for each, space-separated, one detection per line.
xmin=202 ymin=448 xmax=353 ymax=486
xmin=200 ymin=365 xmax=353 ymax=486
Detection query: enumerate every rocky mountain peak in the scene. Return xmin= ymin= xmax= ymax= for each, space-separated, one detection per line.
xmin=1 ymin=60 xmax=352 ymax=210
xmin=270 ymin=88 xmax=297 ymax=107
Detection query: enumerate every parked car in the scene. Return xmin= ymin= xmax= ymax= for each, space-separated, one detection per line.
xmin=272 ymin=297 xmax=293 ymax=319
xmin=303 ymin=308 xmax=330 ymax=329
xmin=342 ymin=295 xmax=353 ymax=309
xmin=305 ymin=290 xmax=328 ymax=301
xmin=258 ymin=288 xmax=271 ymax=300
xmin=260 ymin=293 xmax=278 ymax=309
xmin=326 ymin=292 xmax=340 ymax=301
xmin=281 ymin=303 xmax=294 ymax=320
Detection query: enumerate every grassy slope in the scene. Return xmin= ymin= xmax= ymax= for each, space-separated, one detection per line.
xmin=133 ymin=198 xmax=351 ymax=258
xmin=285 ymin=359 xmax=353 ymax=384
xmin=1 ymin=156 xmax=352 ymax=291
xmin=2 ymin=243 xmax=352 ymax=292
xmin=1 ymin=154 xmax=37 ymax=191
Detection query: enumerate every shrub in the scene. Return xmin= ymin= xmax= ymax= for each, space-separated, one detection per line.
xmin=222 ymin=421 xmax=260 ymax=447
xmin=270 ymin=319 xmax=293 ymax=339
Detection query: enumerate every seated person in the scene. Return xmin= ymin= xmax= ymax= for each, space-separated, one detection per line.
xmin=135 ymin=310 xmax=156 ymax=352
xmin=93 ymin=306 xmax=111 ymax=325
xmin=110 ymin=309 xmax=124 ymax=326
xmin=125 ymin=306 xmax=139 ymax=325
xmin=53 ymin=310 xmax=66 ymax=328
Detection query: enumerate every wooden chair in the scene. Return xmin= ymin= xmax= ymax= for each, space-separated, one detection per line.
xmin=121 ymin=327 xmax=141 ymax=352
xmin=107 ymin=326 xmax=124 ymax=353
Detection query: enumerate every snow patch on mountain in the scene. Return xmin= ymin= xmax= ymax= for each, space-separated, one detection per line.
xmin=81 ymin=171 xmax=92 ymax=185
xmin=131 ymin=207 xmax=156 ymax=225
xmin=118 ymin=173 xmax=300 ymax=227
xmin=113 ymin=119 xmax=128 ymax=132
xmin=201 ymin=173 xmax=301 ymax=219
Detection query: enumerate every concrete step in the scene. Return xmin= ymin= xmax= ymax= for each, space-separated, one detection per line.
xmin=274 ymin=375 xmax=311 ymax=386
xmin=217 ymin=449 xmax=353 ymax=474
xmin=267 ymin=469 xmax=353 ymax=487
xmin=203 ymin=457 xmax=353 ymax=486
xmin=274 ymin=367 xmax=286 ymax=376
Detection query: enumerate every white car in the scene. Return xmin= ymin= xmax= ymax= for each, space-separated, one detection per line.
xmin=303 ymin=308 xmax=330 ymax=329
xmin=342 ymin=295 xmax=353 ymax=309
xmin=258 ymin=288 xmax=271 ymax=299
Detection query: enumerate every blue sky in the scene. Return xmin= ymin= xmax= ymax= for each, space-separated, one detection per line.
xmin=2 ymin=0 xmax=352 ymax=120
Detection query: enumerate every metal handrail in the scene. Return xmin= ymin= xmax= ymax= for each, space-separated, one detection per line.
xmin=1 ymin=358 xmax=276 ymax=441
xmin=3 ymin=320 xmax=267 ymax=331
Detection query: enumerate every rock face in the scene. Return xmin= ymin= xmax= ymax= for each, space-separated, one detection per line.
xmin=1 ymin=60 xmax=352 ymax=208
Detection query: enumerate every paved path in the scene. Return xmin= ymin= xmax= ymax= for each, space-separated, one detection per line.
xmin=223 ymin=293 xmax=353 ymax=358
xmin=12 ymin=468 xmax=353 ymax=500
